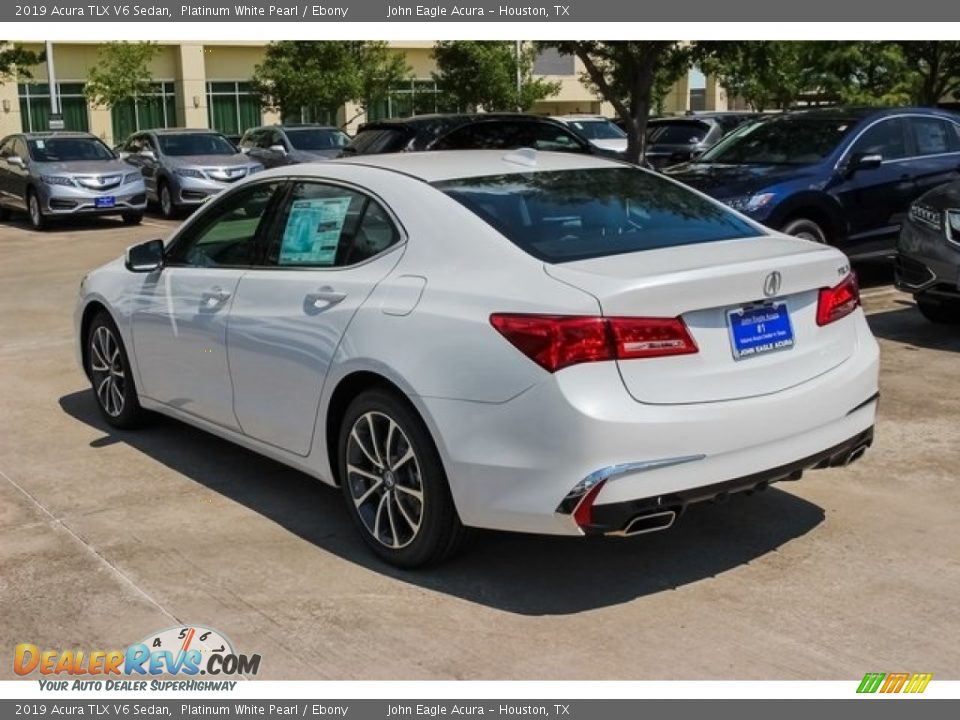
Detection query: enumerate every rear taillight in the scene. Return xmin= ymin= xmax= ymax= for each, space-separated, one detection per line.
xmin=816 ymin=273 xmax=860 ymax=326
xmin=489 ymin=314 xmax=698 ymax=372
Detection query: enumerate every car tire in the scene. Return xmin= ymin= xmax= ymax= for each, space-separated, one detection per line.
xmin=27 ymin=189 xmax=48 ymax=230
xmin=0 ymin=203 xmax=10 ymax=221
xmin=122 ymin=212 xmax=144 ymax=226
xmin=86 ymin=311 xmax=148 ymax=429
xmin=158 ymin=180 xmax=177 ymax=219
xmin=916 ymin=294 xmax=960 ymax=325
xmin=338 ymin=388 xmax=469 ymax=568
xmin=781 ymin=217 xmax=828 ymax=244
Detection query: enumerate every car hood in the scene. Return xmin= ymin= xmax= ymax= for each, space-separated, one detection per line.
xmin=917 ymin=179 xmax=960 ymax=210
xmin=32 ymin=159 xmax=133 ymax=175
xmin=664 ymin=162 xmax=818 ymax=198
xmin=165 ymin=154 xmax=250 ymax=168
xmin=589 ymin=138 xmax=628 ymax=152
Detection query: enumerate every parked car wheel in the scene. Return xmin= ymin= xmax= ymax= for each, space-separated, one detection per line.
xmin=0 ymin=204 xmax=10 ymax=221
xmin=158 ymin=180 xmax=177 ymax=219
xmin=122 ymin=212 xmax=144 ymax=226
xmin=86 ymin=311 xmax=147 ymax=429
xmin=916 ymin=295 xmax=960 ymax=325
xmin=27 ymin=189 xmax=48 ymax=230
xmin=338 ymin=388 xmax=469 ymax=568
xmin=781 ymin=217 xmax=828 ymax=244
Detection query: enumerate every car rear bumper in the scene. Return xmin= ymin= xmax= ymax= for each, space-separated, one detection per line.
xmin=420 ymin=311 xmax=879 ymax=537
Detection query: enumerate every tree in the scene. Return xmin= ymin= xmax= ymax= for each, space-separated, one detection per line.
xmin=84 ymin=42 xmax=159 ymax=109
xmin=539 ymin=42 xmax=690 ymax=164
xmin=695 ymin=42 xmax=811 ymax=112
xmin=252 ymin=41 xmax=410 ymax=126
xmin=805 ymin=42 xmax=910 ymax=107
xmin=896 ymin=41 xmax=960 ymax=105
xmin=432 ymin=41 xmax=560 ymax=112
xmin=0 ymin=42 xmax=44 ymax=82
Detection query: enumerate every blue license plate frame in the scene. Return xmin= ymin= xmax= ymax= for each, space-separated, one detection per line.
xmin=727 ymin=302 xmax=795 ymax=361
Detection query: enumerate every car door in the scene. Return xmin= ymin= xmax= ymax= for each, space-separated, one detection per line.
xmin=0 ymin=137 xmax=16 ymax=209
xmin=905 ymin=115 xmax=960 ymax=199
xmin=8 ymin=137 xmax=32 ymax=208
xmin=830 ymin=116 xmax=913 ymax=255
xmin=226 ymin=179 xmax=404 ymax=456
xmin=129 ymin=179 xmax=285 ymax=429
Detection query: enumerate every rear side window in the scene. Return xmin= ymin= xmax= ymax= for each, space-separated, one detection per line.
xmin=908 ymin=117 xmax=960 ymax=155
xmin=345 ymin=128 xmax=412 ymax=155
xmin=434 ymin=168 xmax=763 ymax=264
xmin=648 ymin=121 xmax=711 ymax=145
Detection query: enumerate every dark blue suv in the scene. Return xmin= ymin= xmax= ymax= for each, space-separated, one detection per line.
xmin=664 ymin=107 xmax=960 ymax=258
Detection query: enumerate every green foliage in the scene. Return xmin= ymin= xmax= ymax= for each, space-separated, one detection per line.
xmin=695 ymin=42 xmax=811 ymax=111
xmin=0 ymin=42 xmax=44 ymax=82
xmin=432 ymin=41 xmax=561 ymax=112
xmin=539 ymin=41 xmax=689 ymax=164
xmin=84 ymin=42 xmax=159 ymax=109
xmin=896 ymin=41 xmax=960 ymax=105
xmin=252 ymin=41 xmax=410 ymax=124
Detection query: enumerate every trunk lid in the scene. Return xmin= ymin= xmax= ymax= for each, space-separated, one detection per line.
xmin=544 ymin=236 xmax=856 ymax=404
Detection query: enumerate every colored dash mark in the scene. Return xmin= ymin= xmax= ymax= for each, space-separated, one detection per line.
xmin=857 ymin=672 xmax=932 ymax=694
xmin=180 ymin=628 xmax=196 ymax=654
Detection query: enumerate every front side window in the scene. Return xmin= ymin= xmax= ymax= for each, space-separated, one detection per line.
xmin=268 ymin=182 xmax=400 ymax=268
xmin=167 ymin=182 xmax=282 ymax=267
xmin=434 ymin=168 xmax=762 ymax=264
xmin=285 ymin=128 xmax=351 ymax=151
xmin=27 ymin=137 xmax=114 ymax=162
xmin=850 ymin=118 xmax=907 ymax=160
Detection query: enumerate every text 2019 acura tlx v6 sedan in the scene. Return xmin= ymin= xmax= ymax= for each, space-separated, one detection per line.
xmin=75 ymin=150 xmax=880 ymax=567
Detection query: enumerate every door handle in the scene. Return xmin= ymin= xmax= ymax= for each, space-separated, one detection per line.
xmin=201 ymin=286 xmax=232 ymax=308
xmin=305 ymin=287 xmax=347 ymax=309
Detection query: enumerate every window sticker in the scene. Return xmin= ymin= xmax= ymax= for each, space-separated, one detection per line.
xmin=279 ymin=197 xmax=352 ymax=266
xmin=35 ymin=140 xmax=45 ymax=149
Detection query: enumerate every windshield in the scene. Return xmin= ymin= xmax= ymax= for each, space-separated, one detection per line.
xmin=566 ymin=119 xmax=625 ymax=140
xmin=699 ymin=115 xmax=857 ymax=165
xmin=27 ymin=137 xmax=114 ymax=162
xmin=434 ymin=168 xmax=762 ymax=264
xmin=647 ymin=121 xmax=710 ymax=145
xmin=286 ymin=128 xmax=352 ymax=151
xmin=157 ymin=133 xmax=237 ymax=157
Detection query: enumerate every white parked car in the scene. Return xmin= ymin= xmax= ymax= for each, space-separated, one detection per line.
xmin=75 ymin=150 xmax=879 ymax=567
xmin=551 ymin=115 xmax=628 ymax=154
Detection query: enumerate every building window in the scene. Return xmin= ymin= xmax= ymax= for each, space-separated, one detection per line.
xmin=366 ymin=79 xmax=452 ymax=122
xmin=533 ymin=48 xmax=575 ymax=76
xmin=206 ymin=81 xmax=262 ymax=136
xmin=688 ymin=68 xmax=707 ymax=112
xmin=280 ymin=106 xmax=337 ymax=126
xmin=18 ymin=82 xmax=89 ymax=132
xmin=111 ymin=81 xmax=177 ymax=143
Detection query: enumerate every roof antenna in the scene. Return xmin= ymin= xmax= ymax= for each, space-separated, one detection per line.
xmin=503 ymin=147 xmax=538 ymax=167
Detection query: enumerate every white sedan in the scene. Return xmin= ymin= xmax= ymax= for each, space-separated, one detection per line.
xmin=75 ymin=149 xmax=879 ymax=567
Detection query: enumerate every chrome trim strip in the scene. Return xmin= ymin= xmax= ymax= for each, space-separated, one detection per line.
xmin=834 ymin=113 xmax=960 ymax=171
xmin=555 ymin=454 xmax=706 ymax=515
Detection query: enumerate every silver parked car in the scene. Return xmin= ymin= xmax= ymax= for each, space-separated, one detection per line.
xmin=0 ymin=132 xmax=146 ymax=230
xmin=119 ymin=129 xmax=263 ymax=218
xmin=239 ymin=124 xmax=351 ymax=169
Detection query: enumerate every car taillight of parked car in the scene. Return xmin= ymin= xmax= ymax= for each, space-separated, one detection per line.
xmin=489 ymin=314 xmax=698 ymax=372
xmin=816 ymin=273 xmax=861 ymax=327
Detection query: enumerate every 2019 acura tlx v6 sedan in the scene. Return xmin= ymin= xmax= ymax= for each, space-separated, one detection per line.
xmin=75 ymin=150 xmax=880 ymax=567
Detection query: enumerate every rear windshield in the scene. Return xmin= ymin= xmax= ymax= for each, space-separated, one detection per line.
xmin=434 ymin=168 xmax=763 ymax=263
xmin=647 ymin=121 xmax=710 ymax=145
xmin=286 ymin=128 xmax=351 ymax=151
xmin=343 ymin=128 xmax=412 ymax=155
xmin=157 ymin=133 xmax=237 ymax=157
xmin=28 ymin=137 xmax=114 ymax=162
xmin=565 ymin=119 xmax=625 ymax=140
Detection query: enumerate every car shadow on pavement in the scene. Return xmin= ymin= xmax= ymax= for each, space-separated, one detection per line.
xmin=867 ymin=302 xmax=960 ymax=353
xmin=60 ymin=389 xmax=825 ymax=616
xmin=0 ymin=216 xmax=138 ymax=233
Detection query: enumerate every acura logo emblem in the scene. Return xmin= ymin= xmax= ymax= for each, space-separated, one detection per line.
xmin=763 ymin=271 xmax=782 ymax=298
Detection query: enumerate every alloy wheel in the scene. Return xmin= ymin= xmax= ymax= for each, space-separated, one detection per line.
xmin=345 ymin=411 xmax=424 ymax=549
xmin=89 ymin=325 xmax=126 ymax=417
xmin=160 ymin=185 xmax=173 ymax=217
xmin=29 ymin=194 xmax=41 ymax=227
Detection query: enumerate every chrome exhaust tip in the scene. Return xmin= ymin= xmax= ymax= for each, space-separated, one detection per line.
xmin=844 ymin=444 xmax=868 ymax=466
xmin=607 ymin=510 xmax=676 ymax=537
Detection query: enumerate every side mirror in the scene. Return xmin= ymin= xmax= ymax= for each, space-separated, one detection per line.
xmin=269 ymin=144 xmax=287 ymax=156
xmin=139 ymin=148 xmax=156 ymax=161
xmin=117 ymin=151 xmax=130 ymax=160
xmin=847 ymin=153 xmax=883 ymax=175
xmin=125 ymin=238 xmax=164 ymax=273
xmin=239 ymin=146 xmax=250 ymax=154
xmin=7 ymin=155 xmax=25 ymax=168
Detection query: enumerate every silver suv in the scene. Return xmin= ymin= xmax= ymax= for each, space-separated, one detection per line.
xmin=119 ymin=129 xmax=263 ymax=218
xmin=238 ymin=124 xmax=351 ymax=168
xmin=0 ymin=132 xmax=147 ymax=230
